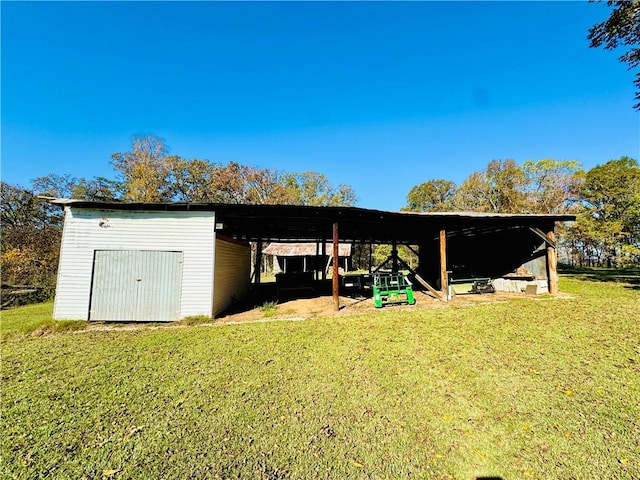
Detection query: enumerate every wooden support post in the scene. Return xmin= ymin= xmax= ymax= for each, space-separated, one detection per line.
xmin=439 ymin=230 xmax=448 ymax=301
xmin=547 ymin=230 xmax=558 ymax=295
xmin=254 ymin=240 xmax=262 ymax=285
xmin=322 ymin=240 xmax=327 ymax=281
xmin=333 ymin=222 xmax=340 ymax=311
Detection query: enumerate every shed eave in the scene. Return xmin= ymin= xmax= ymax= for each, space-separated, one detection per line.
xmin=48 ymin=198 xmax=575 ymax=244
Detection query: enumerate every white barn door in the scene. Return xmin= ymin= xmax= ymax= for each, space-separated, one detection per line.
xmin=89 ymin=250 xmax=183 ymax=322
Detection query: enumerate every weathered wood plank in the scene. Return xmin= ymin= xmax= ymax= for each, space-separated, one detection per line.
xmin=529 ymin=227 xmax=557 ymax=248
xmin=414 ymin=274 xmax=442 ymax=301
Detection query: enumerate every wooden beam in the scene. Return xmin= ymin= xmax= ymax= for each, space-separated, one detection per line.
xmin=439 ymin=230 xmax=449 ymax=301
xmin=547 ymin=230 xmax=558 ymax=295
xmin=414 ymin=274 xmax=442 ymax=301
xmin=333 ymin=222 xmax=340 ymax=311
xmin=529 ymin=227 xmax=557 ymax=248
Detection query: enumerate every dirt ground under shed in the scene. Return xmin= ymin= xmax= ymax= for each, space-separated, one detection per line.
xmin=214 ymin=290 xmax=555 ymax=325
xmin=79 ymin=289 xmax=570 ymax=333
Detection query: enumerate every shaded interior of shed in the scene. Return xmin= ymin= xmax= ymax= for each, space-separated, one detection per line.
xmin=208 ymin=204 xmax=568 ymax=286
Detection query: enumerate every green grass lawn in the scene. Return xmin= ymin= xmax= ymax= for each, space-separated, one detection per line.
xmin=1 ymin=273 xmax=638 ymax=479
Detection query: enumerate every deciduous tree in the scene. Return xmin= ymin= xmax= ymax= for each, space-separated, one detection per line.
xmin=165 ymin=156 xmax=217 ymax=202
xmin=281 ymin=171 xmax=357 ymax=207
xmin=588 ymin=0 xmax=640 ymax=109
xmin=111 ymin=134 xmax=172 ymax=202
xmin=522 ymin=158 xmax=585 ymax=214
xmin=404 ymin=179 xmax=457 ymax=212
xmin=0 ymin=182 xmax=62 ymax=294
xmin=576 ymin=156 xmax=640 ymax=266
xmin=453 ymin=159 xmax=528 ymax=213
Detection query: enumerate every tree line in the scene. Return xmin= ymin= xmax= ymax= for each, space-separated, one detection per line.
xmin=0 ymin=134 xmax=357 ymax=298
xmin=1 ymin=134 xmax=638 ymax=302
xmin=403 ymin=157 xmax=640 ymax=268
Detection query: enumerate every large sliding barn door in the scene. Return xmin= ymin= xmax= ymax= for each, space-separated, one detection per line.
xmin=89 ymin=250 xmax=183 ymax=322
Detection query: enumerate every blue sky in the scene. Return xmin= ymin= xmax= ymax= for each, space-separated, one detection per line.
xmin=2 ymin=1 xmax=638 ymax=211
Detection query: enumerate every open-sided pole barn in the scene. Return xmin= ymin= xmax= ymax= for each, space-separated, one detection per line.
xmin=51 ymin=199 xmax=574 ymax=321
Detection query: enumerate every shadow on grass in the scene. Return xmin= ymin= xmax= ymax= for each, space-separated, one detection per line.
xmin=560 ymin=266 xmax=640 ymax=289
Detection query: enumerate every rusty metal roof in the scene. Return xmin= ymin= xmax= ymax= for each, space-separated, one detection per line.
xmin=263 ymin=242 xmax=352 ymax=257
xmin=50 ymin=199 xmax=575 ymax=244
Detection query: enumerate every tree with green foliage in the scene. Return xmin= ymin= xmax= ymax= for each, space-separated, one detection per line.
xmin=571 ymin=156 xmax=640 ymax=266
xmin=588 ymin=0 xmax=640 ymax=109
xmin=404 ymin=179 xmax=457 ymax=212
xmin=1 ymin=182 xmax=52 ymax=229
xmin=281 ymin=171 xmax=357 ymax=207
xmin=164 ymin=156 xmax=216 ymax=202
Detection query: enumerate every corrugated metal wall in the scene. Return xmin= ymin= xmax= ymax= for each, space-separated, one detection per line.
xmin=54 ymin=209 xmax=215 ymax=321
xmin=212 ymin=236 xmax=250 ymax=317
xmin=521 ymin=251 xmax=548 ymax=279
xmin=89 ymin=250 xmax=183 ymax=322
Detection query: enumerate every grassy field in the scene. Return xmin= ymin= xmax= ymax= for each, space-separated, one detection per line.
xmin=1 ymin=272 xmax=638 ymax=479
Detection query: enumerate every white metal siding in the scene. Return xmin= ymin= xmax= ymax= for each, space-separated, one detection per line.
xmin=54 ymin=208 xmax=215 ymax=320
xmin=212 ymin=236 xmax=250 ymax=317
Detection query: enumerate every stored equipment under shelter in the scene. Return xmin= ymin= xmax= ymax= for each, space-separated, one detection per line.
xmin=373 ymin=272 xmax=416 ymax=308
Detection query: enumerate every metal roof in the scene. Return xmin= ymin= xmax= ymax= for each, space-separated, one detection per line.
xmin=50 ymin=198 xmax=575 ymax=244
xmin=263 ymin=242 xmax=352 ymax=257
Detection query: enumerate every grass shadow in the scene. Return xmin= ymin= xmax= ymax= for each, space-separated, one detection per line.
xmin=560 ymin=266 xmax=640 ymax=286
